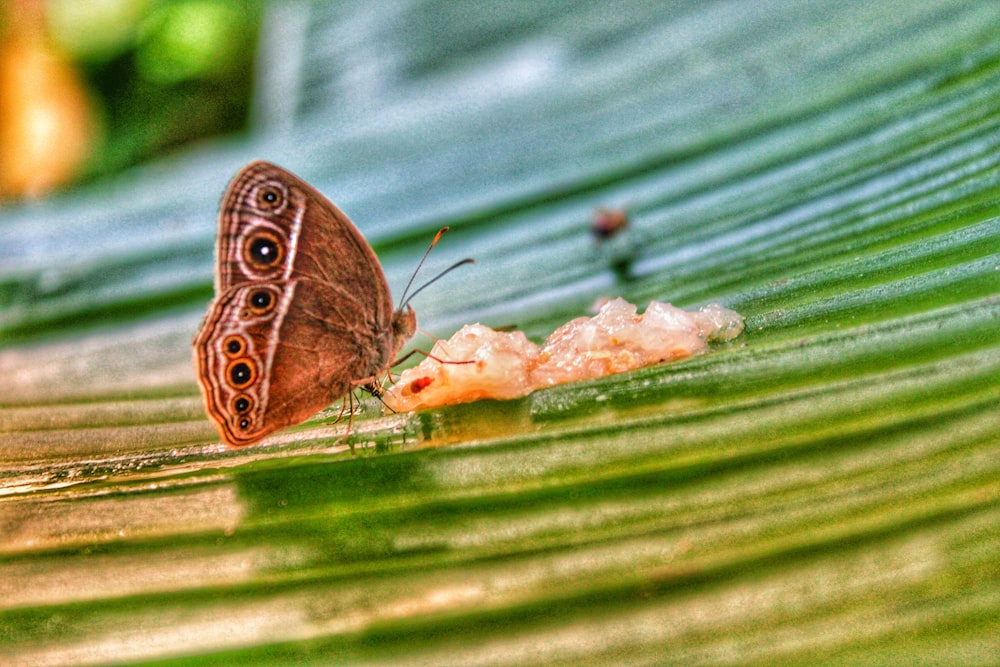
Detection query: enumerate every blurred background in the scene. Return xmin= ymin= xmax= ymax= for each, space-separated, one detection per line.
xmin=0 ymin=0 xmax=257 ymax=199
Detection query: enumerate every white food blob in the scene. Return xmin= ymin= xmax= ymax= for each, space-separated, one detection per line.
xmin=383 ymin=298 xmax=743 ymax=412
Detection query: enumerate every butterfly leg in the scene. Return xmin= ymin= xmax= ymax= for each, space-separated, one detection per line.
xmin=392 ymin=347 xmax=476 ymax=368
xmin=346 ymin=390 xmax=358 ymax=452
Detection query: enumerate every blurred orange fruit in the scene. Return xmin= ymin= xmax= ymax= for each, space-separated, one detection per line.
xmin=0 ymin=0 xmax=101 ymax=199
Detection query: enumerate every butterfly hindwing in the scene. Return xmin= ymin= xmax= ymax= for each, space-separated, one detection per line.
xmin=194 ymin=277 xmax=399 ymax=446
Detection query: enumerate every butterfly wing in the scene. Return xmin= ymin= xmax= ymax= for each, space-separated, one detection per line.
xmin=193 ymin=278 xmax=391 ymax=447
xmin=214 ymin=161 xmax=396 ymax=334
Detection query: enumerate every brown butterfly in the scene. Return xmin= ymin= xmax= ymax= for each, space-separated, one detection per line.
xmin=193 ymin=161 xmax=418 ymax=447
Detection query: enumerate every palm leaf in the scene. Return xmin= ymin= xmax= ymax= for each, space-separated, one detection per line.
xmin=1 ymin=2 xmax=997 ymax=664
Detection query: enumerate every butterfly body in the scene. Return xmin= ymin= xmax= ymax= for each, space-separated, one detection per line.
xmin=193 ymin=162 xmax=414 ymax=446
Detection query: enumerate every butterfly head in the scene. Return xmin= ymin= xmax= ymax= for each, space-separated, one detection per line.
xmin=393 ymin=304 xmax=417 ymax=342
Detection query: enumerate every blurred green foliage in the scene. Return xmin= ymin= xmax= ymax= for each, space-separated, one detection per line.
xmin=46 ymin=0 xmax=260 ymax=176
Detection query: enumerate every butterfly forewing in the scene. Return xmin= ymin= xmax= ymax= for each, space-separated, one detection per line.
xmin=216 ymin=162 xmax=394 ymax=329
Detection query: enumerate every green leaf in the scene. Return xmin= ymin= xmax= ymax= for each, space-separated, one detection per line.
xmin=1 ymin=2 xmax=998 ymax=664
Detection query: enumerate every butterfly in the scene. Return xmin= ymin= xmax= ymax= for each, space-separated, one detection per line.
xmin=193 ymin=161 xmax=417 ymax=447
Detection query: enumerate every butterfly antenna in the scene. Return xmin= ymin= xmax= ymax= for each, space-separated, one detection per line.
xmin=401 ymin=258 xmax=474 ymax=309
xmin=398 ymin=227 xmax=474 ymax=309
